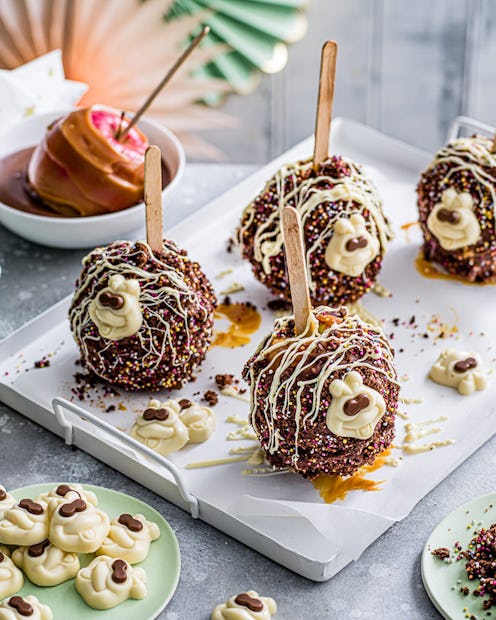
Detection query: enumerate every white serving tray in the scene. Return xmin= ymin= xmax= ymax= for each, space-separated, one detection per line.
xmin=1 ymin=117 xmax=495 ymax=582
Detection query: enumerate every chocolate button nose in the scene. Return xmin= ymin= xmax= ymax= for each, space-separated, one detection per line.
xmin=99 ymin=291 xmax=125 ymax=310
xmin=0 ymin=489 xmax=6 ymax=501
xmin=437 ymin=208 xmax=461 ymax=224
xmin=343 ymin=393 xmax=370 ymax=416
xmin=111 ymin=559 xmax=128 ymax=583
xmin=59 ymin=498 xmax=87 ymax=518
xmin=8 ymin=597 xmax=33 ymax=617
xmin=345 ymin=236 xmax=368 ymax=252
xmin=19 ymin=498 xmax=44 ymax=515
xmin=118 ymin=514 xmax=143 ymax=532
xmin=454 ymin=357 xmax=477 ymax=373
xmin=234 ymin=593 xmax=264 ymax=612
xmin=143 ymin=408 xmax=170 ymax=421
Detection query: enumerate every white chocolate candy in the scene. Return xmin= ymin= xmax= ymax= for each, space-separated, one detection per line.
xmin=36 ymin=483 xmax=98 ymax=516
xmin=430 ymin=350 xmax=487 ymax=395
xmin=97 ymin=513 xmax=160 ymax=564
xmin=75 ymin=556 xmax=147 ymax=610
xmin=326 ymin=371 xmax=386 ymax=439
xmin=427 ymin=188 xmax=481 ymax=250
xmin=130 ymin=399 xmax=189 ymax=456
xmin=0 ymin=500 xmax=49 ymax=546
xmin=89 ymin=274 xmax=142 ymax=340
xmin=325 ymin=213 xmax=380 ymax=277
xmin=0 ymin=489 xmax=15 ymax=521
xmin=212 ymin=591 xmax=277 ymax=620
xmin=48 ymin=499 xmax=110 ymax=553
xmin=0 ymin=595 xmax=52 ymax=620
xmin=12 ymin=540 xmax=79 ymax=587
xmin=0 ymin=551 xmax=23 ymax=600
xmin=180 ymin=401 xmax=216 ymax=444
xmin=0 ymin=549 xmax=9 ymax=559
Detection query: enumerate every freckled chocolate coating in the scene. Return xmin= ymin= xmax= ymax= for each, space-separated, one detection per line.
xmin=417 ymin=135 xmax=496 ymax=282
xmin=69 ymin=240 xmax=217 ymax=391
xmin=243 ymin=307 xmax=399 ymax=479
xmin=238 ymin=156 xmax=391 ymax=306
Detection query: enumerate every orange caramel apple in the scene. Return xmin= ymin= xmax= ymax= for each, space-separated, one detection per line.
xmin=27 ymin=106 xmax=148 ymax=217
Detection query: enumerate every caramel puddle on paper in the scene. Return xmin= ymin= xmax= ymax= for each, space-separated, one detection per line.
xmin=415 ymin=251 xmax=496 ymax=286
xmin=400 ymin=220 xmax=420 ymax=243
xmin=313 ymin=447 xmax=392 ymax=504
xmin=212 ymin=302 xmax=261 ymax=348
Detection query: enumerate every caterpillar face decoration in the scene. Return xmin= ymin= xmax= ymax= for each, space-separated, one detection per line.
xmin=429 ymin=350 xmax=487 ymax=395
xmin=0 ymin=487 xmax=16 ymax=520
xmin=212 ymin=591 xmax=277 ymax=620
xmin=0 ymin=551 xmax=23 ymax=600
xmin=75 ymin=556 xmax=147 ymax=610
xmin=179 ymin=401 xmax=216 ymax=444
xmin=0 ymin=500 xmax=49 ymax=546
xmin=97 ymin=513 xmax=160 ymax=564
xmin=130 ymin=399 xmax=189 ymax=457
xmin=0 ymin=595 xmax=52 ymax=620
xmin=12 ymin=541 xmax=80 ymax=587
xmin=326 ymin=371 xmax=386 ymax=440
xmin=36 ymin=483 xmax=98 ymax=516
xmin=426 ymin=188 xmax=481 ymax=251
xmin=325 ymin=213 xmax=380 ymax=277
xmin=48 ymin=500 xmax=110 ymax=554
xmin=89 ymin=274 xmax=142 ymax=340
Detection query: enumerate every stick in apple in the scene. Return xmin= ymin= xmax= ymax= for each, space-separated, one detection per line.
xmin=281 ymin=206 xmax=313 ymax=335
xmin=145 ymin=145 xmax=163 ymax=254
xmin=118 ymin=25 xmax=210 ymax=141
xmin=312 ymin=40 xmax=338 ymax=171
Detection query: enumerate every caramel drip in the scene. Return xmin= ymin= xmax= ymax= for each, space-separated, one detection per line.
xmin=212 ymin=302 xmax=261 ymax=348
xmin=313 ymin=447 xmax=392 ymax=503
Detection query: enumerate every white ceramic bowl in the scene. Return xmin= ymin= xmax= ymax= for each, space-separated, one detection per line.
xmin=0 ymin=111 xmax=185 ymax=248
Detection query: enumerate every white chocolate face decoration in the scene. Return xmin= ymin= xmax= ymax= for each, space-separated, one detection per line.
xmin=179 ymin=400 xmax=216 ymax=444
xmin=325 ymin=213 xmax=380 ymax=277
xmin=430 ymin=350 xmax=487 ymax=395
xmin=89 ymin=274 xmax=142 ymax=340
xmin=97 ymin=513 xmax=160 ymax=565
xmin=75 ymin=556 xmax=147 ymax=610
xmin=0 ymin=488 xmax=16 ymax=521
xmin=48 ymin=499 xmax=110 ymax=553
xmin=427 ymin=188 xmax=481 ymax=250
xmin=0 ymin=596 xmax=52 ymax=620
xmin=36 ymin=483 xmax=98 ymax=516
xmin=0 ymin=550 xmax=23 ymax=600
xmin=12 ymin=540 xmax=80 ymax=587
xmin=212 ymin=591 xmax=277 ymax=620
xmin=0 ymin=499 xmax=49 ymax=546
xmin=326 ymin=371 xmax=386 ymax=440
xmin=129 ymin=399 xmax=189 ymax=456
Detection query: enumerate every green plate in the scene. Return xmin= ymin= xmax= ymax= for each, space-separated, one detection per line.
xmin=6 ymin=483 xmax=181 ymax=620
xmin=421 ymin=492 xmax=496 ymax=619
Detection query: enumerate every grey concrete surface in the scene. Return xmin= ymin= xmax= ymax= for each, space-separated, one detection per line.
xmin=0 ymin=164 xmax=494 ymax=619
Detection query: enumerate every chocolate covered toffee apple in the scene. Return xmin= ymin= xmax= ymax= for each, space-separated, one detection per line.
xmin=237 ymin=41 xmax=392 ymax=307
xmin=69 ymin=147 xmax=216 ymax=390
xmin=417 ymin=134 xmax=496 ymax=282
xmin=243 ymin=306 xmax=399 ymax=478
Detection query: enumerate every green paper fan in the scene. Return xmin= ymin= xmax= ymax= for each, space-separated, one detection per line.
xmin=166 ymin=0 xmax=309 ymax=95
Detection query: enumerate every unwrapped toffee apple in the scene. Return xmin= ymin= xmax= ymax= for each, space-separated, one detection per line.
xmin=27 ymin=105 xmax=148 ymax=217
xmin=417 ymin=133 xmax=496 ymax=282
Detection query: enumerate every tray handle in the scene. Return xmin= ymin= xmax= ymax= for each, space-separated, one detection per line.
xmin=52 ymin=397 xmax=199 ymax=519
xmin=447 ymin=115 xmax=495 ymax=141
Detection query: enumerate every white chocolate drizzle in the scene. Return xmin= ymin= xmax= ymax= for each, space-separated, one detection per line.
xmin=401 ymin=415 xmax=454 ymax=454
xmin=238 ymin=157 xmax=392 ymax=293
xmin=70 ymin=240 xmax=213 ymax=376
xmin=221 ymin=385 xmax=251 ymax=403
xmin=245 ymin=307 xmax=398 ymax=467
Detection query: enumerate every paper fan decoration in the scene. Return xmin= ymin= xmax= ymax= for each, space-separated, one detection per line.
xmin=167 ymin=0 xmax=310 ymax=96
xmin=0 ymin=0 xmax=235 ymax=157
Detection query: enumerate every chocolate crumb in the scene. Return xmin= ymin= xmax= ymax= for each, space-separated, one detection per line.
xmin=203 ymin=390 xmax=218 ymax=406
xmin=267 ymin=298 xmax=292 ymax=312
xmin=215 ymin=374 xmax=234 ymax=388
xmin=432 ymin=547 xmax=451 ymax=560
xmin=34 ymin=357 xmax=50 ymax=369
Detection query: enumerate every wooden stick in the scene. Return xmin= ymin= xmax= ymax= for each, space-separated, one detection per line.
xmin=282 ymin=206 xmax=312 ymax=335
xmin=491 ymin=132 xmax=496 ymax=154
xmin=119 ymin=25 xmax=210 ymax=141
xmin=144 ymin=145 xmax=163 ymax=254
xmin=312 ymin=40 xmax=338 ymax=170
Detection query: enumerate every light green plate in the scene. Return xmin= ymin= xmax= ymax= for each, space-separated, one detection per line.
xmin=421 ymin=492 xmax=496 ymax=619
xmin=7 ymin=483 xmax=181 ymax=620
